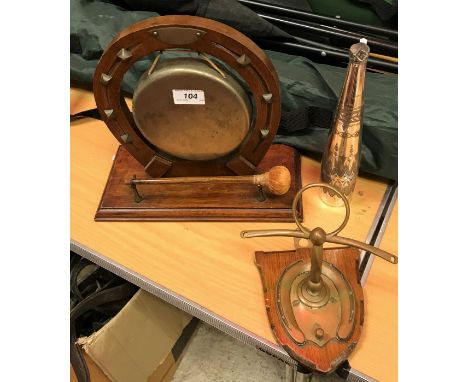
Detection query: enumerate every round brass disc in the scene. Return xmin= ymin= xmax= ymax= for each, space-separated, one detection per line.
xmin=132 ymin=57 xmax=252 ymax=161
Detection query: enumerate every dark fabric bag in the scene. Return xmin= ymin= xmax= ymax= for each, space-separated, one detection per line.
xmin=71 ymin=0 xmax=397 ymax=180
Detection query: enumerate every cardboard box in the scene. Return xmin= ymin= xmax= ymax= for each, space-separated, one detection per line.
xmin=75 ymin=289 xmax=194 ymax=382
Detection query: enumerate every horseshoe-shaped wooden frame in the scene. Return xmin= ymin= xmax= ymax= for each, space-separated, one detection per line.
xmin=93 ymin=15 xmax=281 ymax=178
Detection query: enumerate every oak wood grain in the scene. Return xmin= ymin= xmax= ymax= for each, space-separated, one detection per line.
xmin=95 ymin=144 xmax=302 ymax=222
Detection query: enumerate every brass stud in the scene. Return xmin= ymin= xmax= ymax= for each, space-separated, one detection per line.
xmin=104 ymin=109 xmax=115 ymax=119
xmin=100 ymin=73 xmax=112 ymax=85
xmin=315 ymin=328 xmax=324 ymax=339
xmin=236 ymin=53 xmax=251 ymax=66
xmin=120 ymin=133 xmax=132 ymax=143
xmin=262 ymin=93 xmax=273 ymax=103
xmin=260 ymin=129 xmax=269 ymax=138
xmin=117 ymin=48 xmax=132 ymax=61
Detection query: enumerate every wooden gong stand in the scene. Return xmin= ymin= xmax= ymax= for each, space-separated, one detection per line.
xmin=93 ymin=15 xmax=302 ymax=221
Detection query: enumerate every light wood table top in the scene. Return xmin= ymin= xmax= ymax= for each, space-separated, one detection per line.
xmin=349 ymin=200 xmax=398 ymax=382
xmin=70 ymin=89 xmax=397 ymax=381
xmin=71 ymin=87 xmax=97 ymax=115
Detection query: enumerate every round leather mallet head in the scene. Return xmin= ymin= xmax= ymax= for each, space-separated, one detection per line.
xmin=258 ymin=166 xmax=291 ymax=196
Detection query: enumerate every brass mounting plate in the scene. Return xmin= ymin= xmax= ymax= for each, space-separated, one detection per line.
xmin=276 ymin=260 xmax=355 ymax=348
xmin=255 ymin=246 xmax=364 ymax=373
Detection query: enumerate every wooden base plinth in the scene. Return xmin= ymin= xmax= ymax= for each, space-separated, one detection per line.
xmin=95 ymin=144 xmax=303 ymax=222
xmin=255 ymin=247 xmax=364 ymax=373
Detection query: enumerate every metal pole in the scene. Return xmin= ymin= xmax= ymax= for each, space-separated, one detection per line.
xmin=238 ymin=0 xmax=397 ymax=40
xmin=258 ymin=13 xmax=397 ymax=56
xmin=256 ymin=39 xmax=398 ymax=73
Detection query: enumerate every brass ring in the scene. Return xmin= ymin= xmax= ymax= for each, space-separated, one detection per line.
xmin=292 ymin=183 xmax=350 ymax=237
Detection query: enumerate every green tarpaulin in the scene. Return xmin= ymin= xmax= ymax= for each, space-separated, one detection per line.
xmin=71 ymin=0 xmax=397 ymax=180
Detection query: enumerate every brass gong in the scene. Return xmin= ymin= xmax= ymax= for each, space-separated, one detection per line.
xmin=132 ymin=57 xmax=252 ymax=161
xmin=93 ymin=15 xmax=282 ymax=178
xmin=93 ymin=15 xmax=303 ymax=222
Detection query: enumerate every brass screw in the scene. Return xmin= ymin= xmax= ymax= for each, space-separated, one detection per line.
xmin=315 ymin=328 xmax=324 ymax=339
xmin=153 ymin=31 xmax=158 ymax=36
xmin=196 ymin=32 xmax=201 ymax=37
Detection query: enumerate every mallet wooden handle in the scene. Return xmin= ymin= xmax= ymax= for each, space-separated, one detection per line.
xmin=129 ymin=166 xmax=291 ymax=196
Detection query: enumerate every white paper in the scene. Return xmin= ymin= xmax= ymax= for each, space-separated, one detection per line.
xmin=172 ymin=89 xmax=205 ymax=105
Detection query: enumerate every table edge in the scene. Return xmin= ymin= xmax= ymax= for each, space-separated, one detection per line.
xmin=70 ymin=180 xmax=394 ymax=381
xmin=360 ymin=184 xmax=398 ymax=285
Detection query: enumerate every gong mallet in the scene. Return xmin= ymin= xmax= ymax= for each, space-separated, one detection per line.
xmin=128 ymin=166 xmax=291 ymax=203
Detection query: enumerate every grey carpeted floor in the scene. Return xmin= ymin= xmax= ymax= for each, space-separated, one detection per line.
xmin=172 ymin=322 xmax=344 ymax=382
